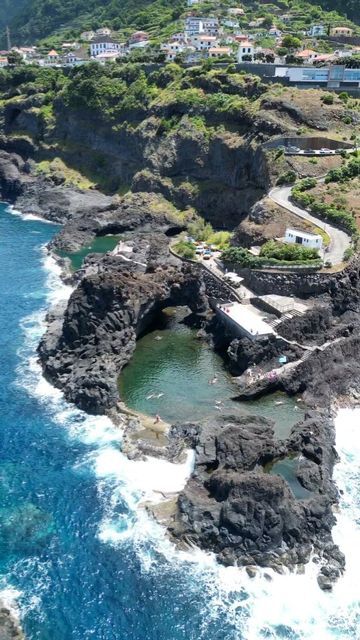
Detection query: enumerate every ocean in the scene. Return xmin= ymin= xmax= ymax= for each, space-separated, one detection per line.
xmin=0 ymin=202 xmax=359 ymax=640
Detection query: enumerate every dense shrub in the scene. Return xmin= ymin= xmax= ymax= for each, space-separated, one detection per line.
xmin=222 ymin=246 xmax=322 ymax=269
xmin=172 ymin=241 xmax=196 ymax=260
xmin=260 ymin=240 xmax=319 ymax=261
xmin=321 ymin=94 xmax=335 ymax=105
xmin=276 ymin=170 xmax=297 ymax=185
xmin=325 ymin=158 xmax=360 ymax=183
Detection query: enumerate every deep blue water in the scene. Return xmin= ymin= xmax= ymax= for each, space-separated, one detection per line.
xmin=0 ymin=204 xmax=252 ymax=639
xmin=1 ymin=203 xmax=359 ymax=640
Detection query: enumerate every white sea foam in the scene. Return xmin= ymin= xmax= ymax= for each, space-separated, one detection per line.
xmin=8 ymin=205 xmax=56 ymax=224
xmin=13 ymin=215 xmax=360 ymax=638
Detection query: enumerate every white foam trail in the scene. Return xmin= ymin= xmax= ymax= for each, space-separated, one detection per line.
xmin=8 ymin=205 xmax=56 ymax=224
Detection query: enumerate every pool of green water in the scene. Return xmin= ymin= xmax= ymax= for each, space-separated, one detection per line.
xmin=119 ymin=308 xmax=304 ymax=436
xmin=266 ymin=457 xmax=312 ymax=500
xmin=58 ymin=235 xmax=122 ymax=271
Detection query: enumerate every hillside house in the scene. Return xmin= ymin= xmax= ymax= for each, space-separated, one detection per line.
xmin=185 ymin=17 xmax=204 ymax=35
xmin=223 ymin=19 xmax=239 ymax=29
xmin=202 ymin=17 xmax=219 ymax=36
xmin=64 ymin=49 xmax=89 ymax=66
xmin=296 ymin=49 xmax=319 ymax=63
xmin=46 ymin=49 xmax=60 ymax=64
xmin=95 ymin=51 xmax=122 ymax=63
xmin=228 ymin=7 xmax=245 ymax=16
xmin=90 ymin=36 xmax=121 ymax=57
xmin=237 ymin=41 xmax=254 ymax=61
xmin=330 ymin=27 xmax=353 ymax=37
xmin=308 ymin=24 xmax=326 ymax=37
xmin=0 ymin=57 xmax=8 ymax=67
xmin=284 ymin=228 xmax=323 ymax=250
xmin=81 ymin=31 xmax=95 ymax=41
xmin=129 ymin=31 xmax=150 ymax=46
xmin=96 ymin=27 xmax=112 ymax=36
xmin=190 ymin=34 xmax=217 ymax=50
xmin=187 ymin=0 xmax=200 ymax=5
xmin=208 ymin=46 xmax=232 ymax=58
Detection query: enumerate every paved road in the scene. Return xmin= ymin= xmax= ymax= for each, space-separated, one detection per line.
xmin=269 ymin=184 xmax=351 ymax=266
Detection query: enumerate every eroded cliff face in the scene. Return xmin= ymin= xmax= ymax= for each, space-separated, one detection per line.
xmin=2 ymin=97 xmax=270 ymax=229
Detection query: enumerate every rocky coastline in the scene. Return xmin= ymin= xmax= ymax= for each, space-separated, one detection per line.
xmin=2 ymin=146 xmax=360 ymax=592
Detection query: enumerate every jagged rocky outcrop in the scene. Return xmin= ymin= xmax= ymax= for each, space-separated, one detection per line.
xmin=39 ymin=234 xmax=208 ymax=413
xmin=168 ymin=410 xmax=344 ymax=589
xmin=0 ymin=150 xmax=111 ymax=223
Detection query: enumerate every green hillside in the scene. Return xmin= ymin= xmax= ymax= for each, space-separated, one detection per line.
xmin=2 ymin=0 xmax=359 ymax=47
xmin=0 ymin=0 xmax=28 ymax=33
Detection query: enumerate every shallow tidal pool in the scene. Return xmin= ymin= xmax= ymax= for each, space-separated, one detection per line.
xmin=119 ymin=307 xmax=303 ymax=437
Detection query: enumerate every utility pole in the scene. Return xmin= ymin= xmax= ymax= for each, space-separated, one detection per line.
xmin=6 ymin=25 xmax=11 ymax=51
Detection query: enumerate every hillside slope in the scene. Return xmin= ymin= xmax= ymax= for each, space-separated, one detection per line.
xmin=3 ymin=0 xmax=359 ymax=46
xmin=6 ymin=0 xmax=184 ymax=45
xmin=0 ymin=0 xmax=28 ymax=32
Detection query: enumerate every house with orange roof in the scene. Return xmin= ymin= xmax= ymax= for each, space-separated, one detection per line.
xmin=208 ymin=46 xmax=232 ymax=58
xmin=296 ymin=49 xmax=319 ymax=63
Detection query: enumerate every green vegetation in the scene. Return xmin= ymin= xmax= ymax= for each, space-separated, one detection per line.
xmin=277 ymin=170 xmax=297 ymax=185
xmin=292 ymin=180 xmax=358 ymax=236
xmin=172 ymin=240 xmax=196 ymax=260
xmin=325 ymin=158 xmax=360 ymax=183
xmin=187 ymin=218 xmax=231 ymax=249
xmin=260 ymin=239 xmax=319 ymax=261
xmin=222 ymin=245 xmax=322 ymax=269
xmin=321 ymin=94 xmax=334 ymax=105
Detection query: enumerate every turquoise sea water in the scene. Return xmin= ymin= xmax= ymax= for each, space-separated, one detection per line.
xmin=58 ymin=234 xmax=122 ymax=270
xmin=119 ymin=308 xmax=302 ymax=439
xmin=1 ymin=203 xmax=360 ymax=639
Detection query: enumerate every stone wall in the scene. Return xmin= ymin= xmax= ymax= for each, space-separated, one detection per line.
xmin=223 ymin=262 xmax=355 ymax=298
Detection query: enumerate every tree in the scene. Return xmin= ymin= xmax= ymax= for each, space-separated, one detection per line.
xmin=281 ymin=35 xmax=302 ymax=50
xmin=7 ymin=50 xmax=23 ymax=66
xmin=262 ymin=15 xmax=273 ymax=29
xmin=265 ymin=52 xmax=275 ymax=63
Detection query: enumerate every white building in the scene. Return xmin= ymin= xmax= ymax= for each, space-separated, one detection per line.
xmin=187 ymin=0 xmax=200 ymax=5
xmin=81 ymin=31 xmax=95 ymax=41
xmin=208 ymin=46 xmax=232 ymax=58
xmin=0 ymin=57 xmax=8 ymax=67
xmin=308 ymin=24 xmax=326 ymax=37
xmin=96 ymin=27 xmax=112 ymax=36
xmin=185 ymin=17 xmax=204 ymax=35
xmin=284 ymin=228 xmax=323 ymax=250
xmin=223 ymin=19 xmax=239 ymax=29
xmin=237 ymin=41 xmax=254 ymax=61
xmin=217 ymin=303 xmax=275 ymax=340
xmin=190 ymin=34 xmax=217 ymax=50
xmin=90 ymin=36 xmax=121 ymax=57
xmin=185 ymin=16 xmax=219 ymax=36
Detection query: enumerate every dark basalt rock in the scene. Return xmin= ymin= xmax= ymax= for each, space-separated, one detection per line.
xmin=0 ymin=150 xmax=112 ymax=223
xmin=169 ymin=411 xmax=344 ymax=584
xmin=38 ymin=234 xmax=208 ymax=414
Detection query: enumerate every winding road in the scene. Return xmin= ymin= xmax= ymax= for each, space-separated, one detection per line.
xmin=269 ymin=184 xmax=351 ymax=266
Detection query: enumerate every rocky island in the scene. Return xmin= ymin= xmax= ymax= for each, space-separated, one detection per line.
xmin=1 ymin=61 xmax=360 ymax=593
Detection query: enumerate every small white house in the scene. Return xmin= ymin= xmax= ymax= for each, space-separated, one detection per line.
xmin=237 ymin=41 xmax=254 ymax=62
xmin=284 ymin=228 xmax=323 ymax=250
xmin=308 ymin=24 xmax=326 ymax=37
xmin=190 ymin=34 xmax=217 ymax=50
xmin=90 ymin=37 xmax=121 ymax=57
xmin=96 ymin=27 xmax=112 ymax=36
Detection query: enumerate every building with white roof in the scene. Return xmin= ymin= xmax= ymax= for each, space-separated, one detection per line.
xmin=284 ymin=228 xmax=323 ymax=250
xmin=217 ymin=303 xmax=275 ymax=340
